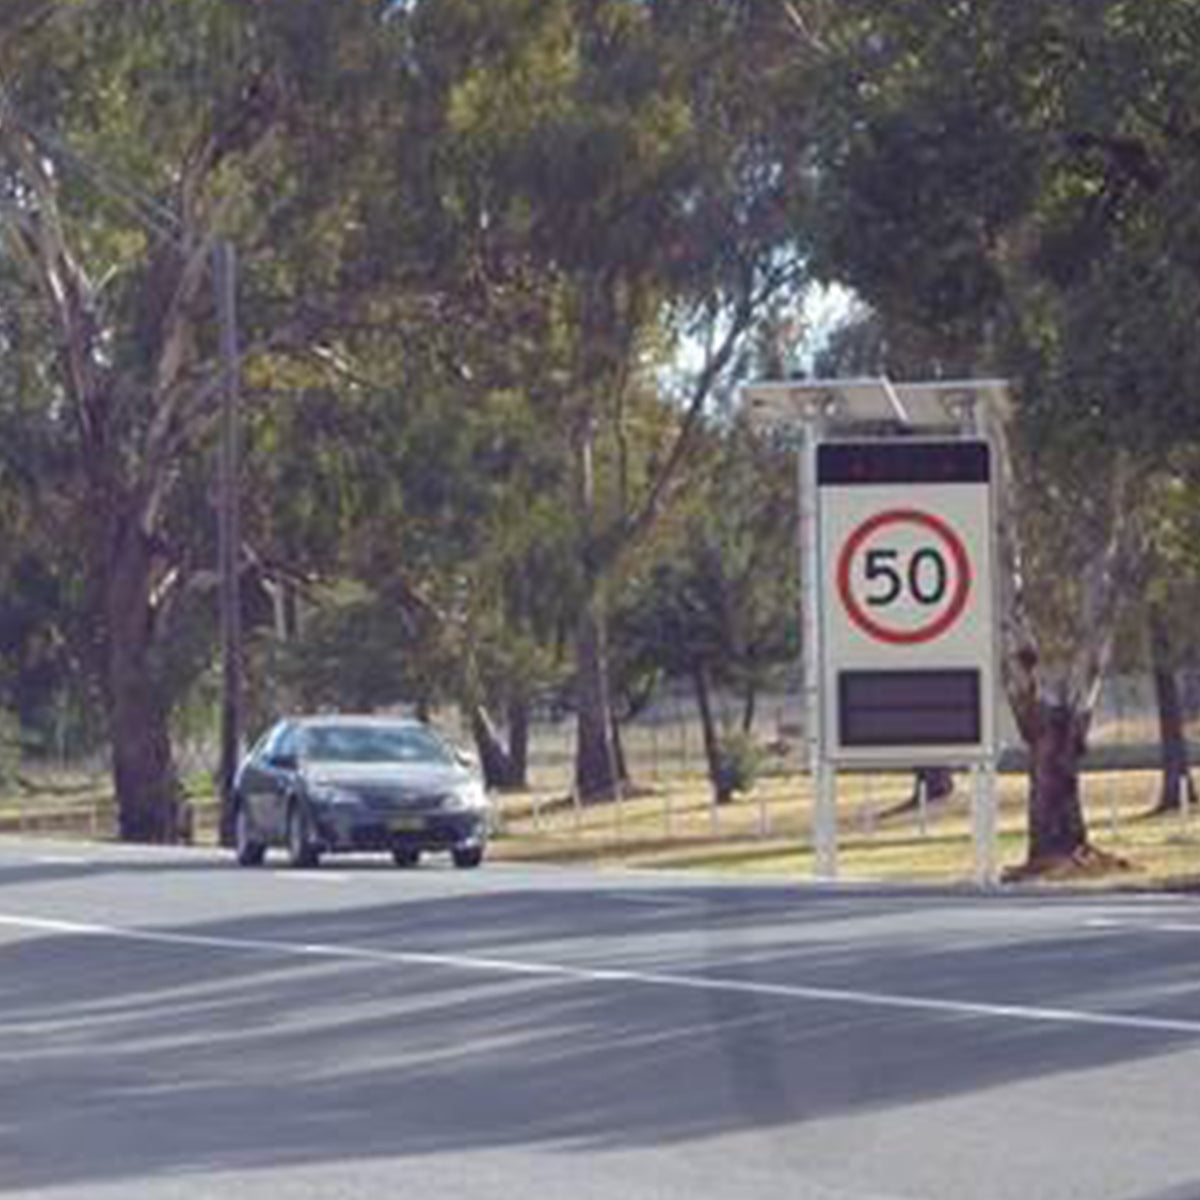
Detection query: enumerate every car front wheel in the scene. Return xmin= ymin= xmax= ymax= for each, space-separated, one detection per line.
xmin=286 ymin=803 xmax=320 ymax=869
xmin=451 ymin=845 xmax=484 ymax=869
xmin=234 ymin=803 xmax=266 ymax=867
xmin=392 ymin=847 xmax=421 ymax=868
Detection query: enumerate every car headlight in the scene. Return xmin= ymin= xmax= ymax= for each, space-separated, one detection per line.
xmin=442 ymin=781 xmax=490 ymax=813
xmin=309 ymin=785 xmax=361 ymax=807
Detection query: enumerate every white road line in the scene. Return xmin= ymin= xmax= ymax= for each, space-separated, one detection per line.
xmin=2 ymin=911 xmax=1199 ymax=1037
xmin=270 ymin=870 xmax=352 ymax=884
xmin=33 ymin=856 xmax=89 ymax=866
xmin=608 ymin=893 xmax=709 ymax=910
xmin=1087 ymin=917 xmax=1200 ymax=935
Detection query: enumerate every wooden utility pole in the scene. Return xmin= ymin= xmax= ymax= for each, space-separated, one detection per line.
xmin=214 ymin=240 xmax=242 ymax=847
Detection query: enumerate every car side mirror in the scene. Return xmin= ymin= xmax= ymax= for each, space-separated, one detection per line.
xmin=455 ymin=748 xmax=479 ymax=773
xmin=267 ymin=752 xmax=299 ymax=771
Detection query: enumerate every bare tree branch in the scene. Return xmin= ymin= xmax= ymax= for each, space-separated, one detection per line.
xmin=781 ymin=1 xmax=830 ymax=57
xmin=606 ymin=257 xmax=804 ymax=567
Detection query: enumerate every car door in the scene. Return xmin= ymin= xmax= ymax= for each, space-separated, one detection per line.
xmin=239 ymin=722 xmax=297 ymax=842
xmin=257 ymin=722 xmax=301 ymax=841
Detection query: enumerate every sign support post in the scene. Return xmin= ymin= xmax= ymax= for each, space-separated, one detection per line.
xmin=814 ymin=760 xmax=838 ymax=880
xmin=798 ymin=418 xmax=838 ymax=878
xmin=971 ymin=763 xmax=998 ymax=887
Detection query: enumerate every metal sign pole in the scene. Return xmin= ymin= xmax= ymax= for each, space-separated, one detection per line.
xmin=799 ymin=419 xmax=838 ymax=880
xmin=971 ymin=763 xmax=999 ymax=887
xmin=214 ymin=240 xmax=242 ymax=850
xmin=957 ymin=394 xmax=1001 ymax=888
xmin=814 ymin=761 xmax=839 ymax=880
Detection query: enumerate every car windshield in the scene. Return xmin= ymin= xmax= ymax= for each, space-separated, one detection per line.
xmin=300 ymin=724 xmax=454 ymax=766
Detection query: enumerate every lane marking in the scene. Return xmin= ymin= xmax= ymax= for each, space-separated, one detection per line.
xmin=608 ymin=893 xmax=710 ymax=910
xmin=34 ymin=856 xmax=90 ymax=866
xmin=1 ymin=912 xmax=1199 ymax=1037
xmin=270 ymin=871 xmax=352 ymax=884
xmin=1087 ymin=917 xmax=1200 ymax=935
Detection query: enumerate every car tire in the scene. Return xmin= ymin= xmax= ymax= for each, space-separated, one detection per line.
xmin=451 ymin=845 xmax=484 ymax=869
xmin=392 ymin=847 xmax=421 ymax=868
xmin=286 ymin=802 xmax=320 ymax=869
xmin=234 ymin=803 xmax=267 ymax=867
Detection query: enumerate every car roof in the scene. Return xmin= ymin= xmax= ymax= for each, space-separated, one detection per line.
xmin=285 ymin=714 xmax=431 ymax=731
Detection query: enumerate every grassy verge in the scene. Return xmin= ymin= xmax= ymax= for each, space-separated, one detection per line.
xmin=487 ymin=769 xmax=1200 ymax=889
xmin=2 ymin=766 xmax=1198 ymax=889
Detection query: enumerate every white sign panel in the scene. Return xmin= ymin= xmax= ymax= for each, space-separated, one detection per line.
xmin=816 ymin=440 xmax=996 ymax=765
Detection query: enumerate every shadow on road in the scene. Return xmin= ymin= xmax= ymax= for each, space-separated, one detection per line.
xmin=1 ymin=873 xmax=1199 ymax=1193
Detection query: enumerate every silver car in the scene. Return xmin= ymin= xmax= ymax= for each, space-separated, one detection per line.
xmin=232 ymin=715 xmax=491 ymax=869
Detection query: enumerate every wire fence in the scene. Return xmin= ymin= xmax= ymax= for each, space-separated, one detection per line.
xmin=1 ymin=676 xmax=1198 ymax=863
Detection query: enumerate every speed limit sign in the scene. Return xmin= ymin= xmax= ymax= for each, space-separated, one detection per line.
xmin=817 ymin=440 xmax=996 ymax=764
xmin=836 ymin=508 xmax=972 ymax=645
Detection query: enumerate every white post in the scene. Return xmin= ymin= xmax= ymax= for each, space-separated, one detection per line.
xmin=797 ymin=420 xmax=837 ymax=881
xmin=814 ymin=761 xmax=838 ymax=880
xmin=798 ymin=422 xmax=822 ymax=782
xmin=971 ymin=763 xmax=999 ymax=887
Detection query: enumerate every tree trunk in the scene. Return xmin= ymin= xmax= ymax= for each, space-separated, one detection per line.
xmin=741 ymin=681 xmax=757 ymax=735
xmin=693 ymin=661 xmax=732 ymax=805
xmin=1149 ymin=608 xmax=1196 ymax=814
xmin=574 ymin=594 xmax=623 ymax=800
xmin=506 ymin=698 xmax=530 ymax=789
xmin=880 ymin=766 xmax=955 ymax=818
xmin=105 ymin=520 xmax=182 ymax=843
xmin=910 ymin=767 xmax=954 ymax=805
xmin=1026 ymin=702 xmax=1090 ymax=863
xmin=610 ymin=709 xmax=628 ymax=788
xmin=469 ymin=704 xmax=523 ymax=790
xmin=572 ymin=395 xmax=624 ymax=802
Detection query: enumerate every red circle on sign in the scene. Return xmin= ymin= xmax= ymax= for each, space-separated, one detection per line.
xmin=836 ymin=509 xmax=972 ymax=645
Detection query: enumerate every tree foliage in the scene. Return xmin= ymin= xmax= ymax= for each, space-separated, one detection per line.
xmin=803 ymin=0 xmax=1200 ymax=868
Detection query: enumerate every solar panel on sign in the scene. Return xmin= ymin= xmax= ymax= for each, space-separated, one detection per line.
xmin=741 ymin=378 xmax=1011 ymax=432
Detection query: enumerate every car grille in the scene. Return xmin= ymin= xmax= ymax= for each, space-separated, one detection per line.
xmin=358 ymin=789 xmax=448 ymax=813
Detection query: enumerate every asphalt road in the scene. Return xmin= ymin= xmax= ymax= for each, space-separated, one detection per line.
xmin=1 ymin=837 xmax=1199 ymax=1200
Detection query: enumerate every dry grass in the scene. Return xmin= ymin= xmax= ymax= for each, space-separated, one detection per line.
xmin=488 ymin=768 xmax=1200 ymax=889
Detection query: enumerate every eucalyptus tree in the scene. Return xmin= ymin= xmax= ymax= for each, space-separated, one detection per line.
xmin=613 ymin=420 xmax=798 ymax=804
xmin=253 ymin=353 xmax=583 ymax=789
xmin=0 ymin=1 xmax=428 ymax=839
xmin=388 ymin=0 xmax=812 ymax=799
xmin=799 ymin=0 xmax=1200 ymax=871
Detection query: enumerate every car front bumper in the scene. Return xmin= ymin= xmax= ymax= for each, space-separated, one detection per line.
xmin=312 ymin=806 xmax=487 ymax=853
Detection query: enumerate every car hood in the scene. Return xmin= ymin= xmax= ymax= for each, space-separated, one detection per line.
xmin=303 ymin=761 xmax=474 ymax=794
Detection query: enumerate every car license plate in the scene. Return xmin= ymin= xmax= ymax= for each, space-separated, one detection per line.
xmin=390 ymin=814 xmax=426 ymax=832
